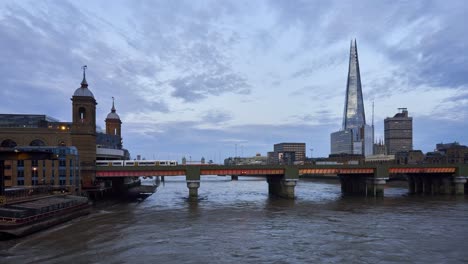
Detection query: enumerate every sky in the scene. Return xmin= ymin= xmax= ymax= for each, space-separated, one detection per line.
xmin=1 ymin=0 xmax=467 ymax=163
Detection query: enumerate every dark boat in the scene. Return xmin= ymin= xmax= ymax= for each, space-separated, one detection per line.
xmin=125 ymin=184 xmax=157 ymax=201
xmin=0 ymin=195 xmax=90 ymax=239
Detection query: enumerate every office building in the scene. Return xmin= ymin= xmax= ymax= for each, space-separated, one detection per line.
xmin=269 ymin=143 xmax=306 ymax=165
xmin=384 ymin=108 xmax=412 ymax=155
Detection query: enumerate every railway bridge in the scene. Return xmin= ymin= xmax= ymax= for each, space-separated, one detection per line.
xmin=95 ymin=164 xmax=468 ymax=200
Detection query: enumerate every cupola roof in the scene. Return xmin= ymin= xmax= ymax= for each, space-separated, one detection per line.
xmin=106 ymin=97 xmax=120 ymax=120
xmin=73 ymin=65 xmax=95 ymax=98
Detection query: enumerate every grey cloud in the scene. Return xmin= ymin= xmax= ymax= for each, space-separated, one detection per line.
xmin=201 ymin=110 xmax=233 ymax=124
xmin=269 ymin=0 xmax=468 ymax=90
xmin=170 ymin=73 xmax=250 ymax=102
xmin=0 ymin=1 xmax=172 ymax=119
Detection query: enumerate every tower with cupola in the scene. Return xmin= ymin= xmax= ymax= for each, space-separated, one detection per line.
xmin=71 ymin=66 xmax=97 ymax=187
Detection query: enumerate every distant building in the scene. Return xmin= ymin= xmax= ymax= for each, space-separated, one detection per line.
xmin=373 ymin=140 xmax=386 ymax=155
xmin=330 ymin=39 xmax=373 ymax=157
xmin=394 ymin=150 xmax=424 ymax=165
xmin=224 ymin=154 xmax=268 ymax=166
xmin=270 ymin=143 xmax=306 ymax=165
xmin=364 ymin=154 xmax=395 ymax=164
xmin=424 ymin=151 xmax=447 ymax=164
xmin=433 ymin=142 xmax=468 ymax=164
xmin=384 ymin=108 xmax=413 ymax=155
xmin=321 ymin=153 xmax=364 ymax=165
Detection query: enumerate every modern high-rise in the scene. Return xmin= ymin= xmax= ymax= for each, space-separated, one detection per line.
xmin=270 ymin=143 xmax=306 ymax=165
xmin=331 ymin=39 xmax=373 ymax=156
xmin=384 ymin=108 xmax=412 ymax=154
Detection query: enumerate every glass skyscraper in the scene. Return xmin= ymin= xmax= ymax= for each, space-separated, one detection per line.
xmin=330 ymin=40 xmax=373 ymax=156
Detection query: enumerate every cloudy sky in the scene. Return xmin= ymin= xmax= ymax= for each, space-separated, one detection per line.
xmin=1 ymin=0 xmax=467 ymax=162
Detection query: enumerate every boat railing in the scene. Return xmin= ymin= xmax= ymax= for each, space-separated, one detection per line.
xmin=0 ymin=202 xmax=89 ymax=226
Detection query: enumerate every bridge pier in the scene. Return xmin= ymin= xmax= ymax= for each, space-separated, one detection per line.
xmin=186 ymin=180 xmax=200 ymax=201
xmin=440 ymin=177 xmax=452 ymax=194
xmin=339 ymin=176 xmax=366 ymax=196
xmin=407 ymin=175 xmax=466 ymax=195
xmin=338 ymin=175 xmax=387 ymax=197
xmin=266 ymin=176 xmax=297 ymax=199
xmin=366 ymin=178 xmax=387 ymax=197
xmin=231 ymin=175 xmax=238 ymax=181
xmin=453 ymin=177 xmax=467 ymax=195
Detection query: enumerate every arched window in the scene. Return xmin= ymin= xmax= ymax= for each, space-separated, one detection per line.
xmin=78 ymin=107 xmax=86 ymax=122
xmin=1 ymin=139 xmax=17 ymax=148
xmin=114 ymin=128 xmax=117 ymax=135
xmin=30 ymin=139 xmax=46 ymax=146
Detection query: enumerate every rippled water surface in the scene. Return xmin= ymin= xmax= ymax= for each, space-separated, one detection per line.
xmin=1 ymin=176 xmax=467 ymax=263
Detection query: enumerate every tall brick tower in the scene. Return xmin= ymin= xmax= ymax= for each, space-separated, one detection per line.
xmin=105 ymin=97 xmax=122 ymax=137
xmin=71 ymin=66 xmax=97 ymax=187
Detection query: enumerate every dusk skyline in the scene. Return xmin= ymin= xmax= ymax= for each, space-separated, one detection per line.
xmin=1 ymin=1 xmax=467 ymax=161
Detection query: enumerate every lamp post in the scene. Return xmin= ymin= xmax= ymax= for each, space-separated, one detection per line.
xmin=32 ymin=167 xmax=37 ymax=187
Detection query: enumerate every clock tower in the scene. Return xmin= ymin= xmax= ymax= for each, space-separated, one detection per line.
xmin=71 ymin=66 xmax=97 ymax=187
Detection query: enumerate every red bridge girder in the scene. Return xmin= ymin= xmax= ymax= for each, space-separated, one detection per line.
xmin=201 ymin=169 xmax=284 ymax=175
xmin=96 ymin=170 xmax=186 ymax=177
xmin=299 ymin=168 xmax=374 ymax=175
xmin=389 ymin=168 xmax=456 ymax=174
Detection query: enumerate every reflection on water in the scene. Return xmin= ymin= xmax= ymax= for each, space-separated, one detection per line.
xmin=1 ymin=176 xmax=467 ymax=263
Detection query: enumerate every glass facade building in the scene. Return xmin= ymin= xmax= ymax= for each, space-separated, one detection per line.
xmin=330 ymin=40 xmax=373 ymax=157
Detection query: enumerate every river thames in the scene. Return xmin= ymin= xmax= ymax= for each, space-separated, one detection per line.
xmin=1 ymin=176 xmax=467 ymax=263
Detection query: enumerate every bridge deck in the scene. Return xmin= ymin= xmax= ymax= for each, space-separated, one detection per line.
xmin=95 ymin=164 xmax=465 ymax=178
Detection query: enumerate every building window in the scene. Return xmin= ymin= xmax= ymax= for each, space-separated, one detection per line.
xmin=30 ymin=139 xmax=46 ymax=146
xmin=17 ymin=160 xmax=24 ymax=167
xmin=79 ymin=107 xmax=86 ymax=122
xmin=1 ymin=139 xmax=17 ymax=148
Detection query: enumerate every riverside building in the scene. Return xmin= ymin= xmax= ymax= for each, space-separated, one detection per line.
xmin=0 ymin=67 xmax=129 ymax=190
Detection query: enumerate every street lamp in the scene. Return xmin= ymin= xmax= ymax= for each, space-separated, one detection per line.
xmin=32 ymin=167 xmax=37 ymax=187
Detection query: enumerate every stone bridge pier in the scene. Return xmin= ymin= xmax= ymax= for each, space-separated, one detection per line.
xmin=266 ymin=177 xmax=297 ymax=199
xmin=266 ymin=167 xmax=299 ymax=199
xmin=339 ymin=175 xmax=387 ymax=197
xmin=338 ymin=166 xmax=388 ymax=197
xmin=407 ymin=174 xmax=466 ymax=195
xmin=185 ymin=167 xmax=201 ymax=201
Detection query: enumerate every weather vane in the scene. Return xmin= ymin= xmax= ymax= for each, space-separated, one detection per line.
xmin=82 ymin=65 xmax=87 ymax=78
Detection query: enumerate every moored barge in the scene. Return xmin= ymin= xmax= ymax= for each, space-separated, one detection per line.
xmin=0 ymin=195 xmax=90 ymax=239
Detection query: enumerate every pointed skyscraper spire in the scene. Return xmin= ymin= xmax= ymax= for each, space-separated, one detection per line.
xmin=342 ymin=39 xmax=366 ymax=130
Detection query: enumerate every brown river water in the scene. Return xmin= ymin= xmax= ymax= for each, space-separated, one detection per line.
xmin=1 ymin=176 xmax=467 ymax=263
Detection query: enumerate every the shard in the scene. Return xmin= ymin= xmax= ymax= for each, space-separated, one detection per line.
xmin=342 ymin=39 xmax=366 ymax=130
xmin=330 ymin=39 xmax=373 ymax=156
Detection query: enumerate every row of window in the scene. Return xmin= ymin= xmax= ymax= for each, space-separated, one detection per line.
xmin=0 ymin=139 xmax=67 ymax=147
xmin=16 ymin=180 xmax=71 ymax=186
xmin=15 ymin=159 xmax=72 ymax=167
